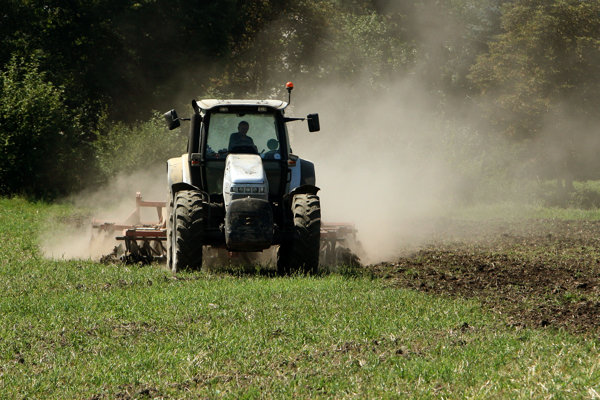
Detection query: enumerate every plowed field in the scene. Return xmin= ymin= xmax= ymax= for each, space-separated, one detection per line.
xmin=370 ymin=219 xmax=600 ymax=334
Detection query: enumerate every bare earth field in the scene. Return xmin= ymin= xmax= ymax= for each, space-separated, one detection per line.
xmin=370 ymin=219 xmax=600 ymax=334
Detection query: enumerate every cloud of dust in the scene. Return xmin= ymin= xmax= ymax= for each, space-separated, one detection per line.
xmin=40 ymin=165 xmax=168 ymax=261
xmin=287 ymin=77 xmax=472 ymax=264
xmin=259 ymin=2 xmax=505 ymax=264
xmin=278 ymin=2 xmax=542 ymax=264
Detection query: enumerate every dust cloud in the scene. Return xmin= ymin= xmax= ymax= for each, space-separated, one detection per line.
xmin=287 ymin=84 xmax=599 ymax=263
xmin=40 ymin=165 xmax=168 ymax=261
xmin=279 ymin=4 xmax=505 ymax=264
xmin=287 ymin=78 xmax=474 ymax=264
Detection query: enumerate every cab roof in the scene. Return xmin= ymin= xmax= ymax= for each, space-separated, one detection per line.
xmin=197 ymin=99 xmax=287 ymax=111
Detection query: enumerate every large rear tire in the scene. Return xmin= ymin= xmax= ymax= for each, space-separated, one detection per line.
xmin=277 ymin=194 xmax=321 ymax=275
xmin=168 ymin=190 xmax=205 ymax=272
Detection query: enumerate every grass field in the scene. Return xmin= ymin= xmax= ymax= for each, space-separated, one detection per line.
xmin=1 ymin=197 xmax=600 ymax=398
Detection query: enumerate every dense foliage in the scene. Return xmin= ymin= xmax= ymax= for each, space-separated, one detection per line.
xmin=93 ymin=114 xmax=186 ymax=178
xmin=470 ymin=0 xmax=600 ymax=137
xmin=1 ymin=0 xmax=599 ymax=197
xmin=0 ymin=57 xmax=92 ymax=197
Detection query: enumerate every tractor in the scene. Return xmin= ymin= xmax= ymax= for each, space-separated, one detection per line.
xmin=163 ymin=82 xmax=322 ymax=274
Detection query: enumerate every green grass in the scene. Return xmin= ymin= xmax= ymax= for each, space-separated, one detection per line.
xmin=1 ymin=197 xmax=600 ymax=398
xmin=444 ymin=179 xmax=600 ymax=220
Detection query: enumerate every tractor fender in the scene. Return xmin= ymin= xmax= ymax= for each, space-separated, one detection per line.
xmin=288 ymin=157 xmax=316 ymax=192
xmin=299 ymin=159 xmax=316 ymax=186
xmin=167 ymin=154 xmax=192 ymax=188
xmin=168 ymin=154 xmax=200 ymax=198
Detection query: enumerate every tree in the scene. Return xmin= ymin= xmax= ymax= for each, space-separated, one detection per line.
xmin=469 ymin=0 xmax=600 ymax=139
xmin=0 ymin=57 xmax=92 ymax=197
xmin=213 ymin=1 xmax=416 ymax=97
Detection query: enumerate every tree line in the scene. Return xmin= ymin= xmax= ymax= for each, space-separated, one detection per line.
xmin=1 ymin=0 xmax=599 ymax=197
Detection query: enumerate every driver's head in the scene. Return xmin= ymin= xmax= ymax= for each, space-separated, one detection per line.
xmin=238 ymin=121 xmax=249 ymax=135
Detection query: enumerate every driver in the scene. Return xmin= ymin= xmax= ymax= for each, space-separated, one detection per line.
xmin=228 ymin=121 xmax=256 ymax=151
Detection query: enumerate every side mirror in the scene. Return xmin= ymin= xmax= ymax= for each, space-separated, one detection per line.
xmin=307 ymin=113 xmax=320 ymax=132
xmin=163 ymin=109 xmax=180 ymax=130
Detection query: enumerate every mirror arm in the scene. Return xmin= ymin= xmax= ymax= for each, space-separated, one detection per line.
xmin=283 ymin=117 xmax=305 ymax=123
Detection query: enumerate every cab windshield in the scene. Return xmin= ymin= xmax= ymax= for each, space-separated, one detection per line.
xmin=205 ymin=112 xmax=281 ymax=160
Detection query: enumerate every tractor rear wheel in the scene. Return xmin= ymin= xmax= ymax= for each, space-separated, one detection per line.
xmin=168 ymin=190 xmax=205 ymax=272
xmin=277 ymin=194 xmax=321 ymax=275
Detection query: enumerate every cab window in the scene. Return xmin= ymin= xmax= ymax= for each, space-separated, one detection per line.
xmin=205 ymin=112 xmax=282 ymax=159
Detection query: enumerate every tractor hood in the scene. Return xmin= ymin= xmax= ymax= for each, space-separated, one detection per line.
xmin=226 ymin=154 xmax=266 ymax=184
xmin=223 ymin=154 xmax=269 ymax=211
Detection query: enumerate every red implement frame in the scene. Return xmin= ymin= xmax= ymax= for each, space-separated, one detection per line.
xmin=93 ymin=192 xmax=360 ymax=265
xmin=92 ymin=192 xmax=167 ymax=263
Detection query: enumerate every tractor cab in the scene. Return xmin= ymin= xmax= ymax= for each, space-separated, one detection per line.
xmin=197 ymin=100 xmax=292 ymax=199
